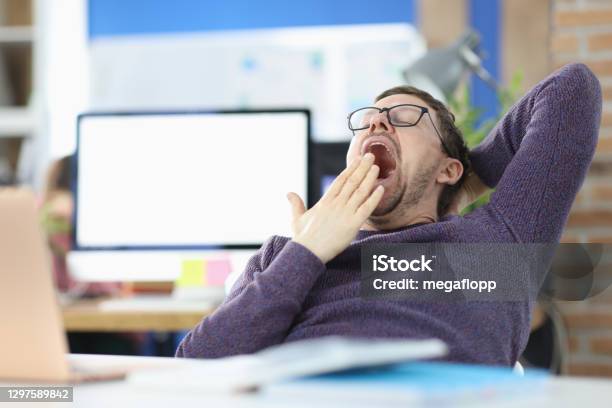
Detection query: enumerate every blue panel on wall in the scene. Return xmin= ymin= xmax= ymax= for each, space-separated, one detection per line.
xmin=469 ymin=0 xmax=501 ymax=125
xmin=89 ymin=0 xmax=416 ymax=39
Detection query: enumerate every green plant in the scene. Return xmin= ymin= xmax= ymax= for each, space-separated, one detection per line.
xmin=448 ymin=72 xmax=523 ymax=214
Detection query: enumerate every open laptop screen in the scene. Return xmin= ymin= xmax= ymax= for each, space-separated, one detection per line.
xmin=74 ymin=110 xmax=309 ymax=249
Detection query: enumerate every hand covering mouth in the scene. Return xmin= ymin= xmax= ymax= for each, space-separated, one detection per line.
xmin=362 ymin=138 xmax=398 ymax=179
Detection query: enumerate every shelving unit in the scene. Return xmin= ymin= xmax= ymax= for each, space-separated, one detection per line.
xmin=0 ymin=0 xmax=38 ymax=185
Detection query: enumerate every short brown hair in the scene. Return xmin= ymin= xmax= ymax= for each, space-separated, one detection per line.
xmin=375 ymin=85 xmax=471 ymax=216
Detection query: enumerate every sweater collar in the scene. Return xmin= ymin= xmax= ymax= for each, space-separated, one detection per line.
xmin=356 ymin=214 xmax=456 ymax=239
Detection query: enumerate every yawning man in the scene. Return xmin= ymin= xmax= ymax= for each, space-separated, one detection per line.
xmin=176 ymin=63 xmax=601 ymax=366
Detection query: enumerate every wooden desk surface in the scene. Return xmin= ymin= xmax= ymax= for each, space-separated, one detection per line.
xmin=61 ymin=298 xmax=214 ymax=332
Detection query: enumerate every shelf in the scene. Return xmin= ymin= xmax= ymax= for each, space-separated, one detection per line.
xmin=0 ymin=106 xmax=35 ymax=137
xmin=0 ymin=25 xmax=32 ymax=44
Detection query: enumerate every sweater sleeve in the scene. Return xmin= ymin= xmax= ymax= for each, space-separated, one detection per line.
xmin=469 ymin=63 xmax=601 ymax=242
xmin=175 ymin=236 xmax=326 ymax=358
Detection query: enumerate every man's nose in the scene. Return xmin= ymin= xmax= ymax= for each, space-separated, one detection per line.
xmin=369 ymin=111 xmax=393 ymax=134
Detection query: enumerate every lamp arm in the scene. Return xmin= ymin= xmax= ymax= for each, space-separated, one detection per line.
xmin=459 ymin=46 xmax=500 ymax=91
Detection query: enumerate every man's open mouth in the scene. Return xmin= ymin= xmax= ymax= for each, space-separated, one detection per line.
xmin=361 ymin=138 xmax=397 ymax=180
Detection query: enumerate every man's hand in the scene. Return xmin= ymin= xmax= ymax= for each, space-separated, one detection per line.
xmin=287 ymin=153 xmax=384 ymax=264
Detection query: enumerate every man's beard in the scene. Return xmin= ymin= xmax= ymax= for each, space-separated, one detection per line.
xmin=368 ymin=162 xmax=437 ymax=225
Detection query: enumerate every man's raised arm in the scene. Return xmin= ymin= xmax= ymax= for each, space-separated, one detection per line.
xmin=469 ymin=63 xmax=602 ymax=242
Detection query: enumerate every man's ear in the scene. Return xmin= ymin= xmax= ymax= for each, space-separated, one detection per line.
xmin=436 ymin=158 xmax=463 ymax=186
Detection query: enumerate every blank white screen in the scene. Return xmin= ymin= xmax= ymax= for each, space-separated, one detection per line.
xmin=76 ymin=112 xmax=308 ymax=247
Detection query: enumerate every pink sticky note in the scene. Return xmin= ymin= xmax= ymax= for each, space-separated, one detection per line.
xmin=206 ymin=258 xmax=232 ymax=286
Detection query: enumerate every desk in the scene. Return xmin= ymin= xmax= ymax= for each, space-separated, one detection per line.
xmin=61 ymin=297 xmax=215 ymax=332
xmin=2 ymin=354 xmax=612 ymax=407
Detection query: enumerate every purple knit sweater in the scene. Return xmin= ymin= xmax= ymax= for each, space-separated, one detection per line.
xmin=176 ymin=64 xmax=601 ymax=366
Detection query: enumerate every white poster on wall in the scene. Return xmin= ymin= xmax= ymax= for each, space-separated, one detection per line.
xmin=89 ymin=23 xmax=426 ymax=141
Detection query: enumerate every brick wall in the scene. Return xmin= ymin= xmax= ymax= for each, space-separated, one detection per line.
xmin=551 ymin=0 xmax=612 ymax=377
xmin=417 ymin=0 xmax=612 ymax=377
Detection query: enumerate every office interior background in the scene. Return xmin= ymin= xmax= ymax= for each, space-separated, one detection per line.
xmin=0 ymin=0 xmax=612 ymax=378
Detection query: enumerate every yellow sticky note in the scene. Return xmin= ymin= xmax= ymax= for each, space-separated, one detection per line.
xmin=177 ymin=259 xmax=205 ymax=287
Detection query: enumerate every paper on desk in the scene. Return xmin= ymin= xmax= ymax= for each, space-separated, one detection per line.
xmin=128 ymin=337 xmax=447 ymax=394
xmin=128 ymin=355 xmax=265 ymax=393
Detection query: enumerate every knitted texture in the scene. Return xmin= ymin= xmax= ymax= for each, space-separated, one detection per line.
xmin=176 ymin=64 xmax=601 ymax=366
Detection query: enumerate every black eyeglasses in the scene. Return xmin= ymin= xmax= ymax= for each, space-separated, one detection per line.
xmin=347 ymin=104 xmax=451 ymax=155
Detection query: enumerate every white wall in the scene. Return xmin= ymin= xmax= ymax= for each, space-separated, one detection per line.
xmin=43 ymin=0 xmax=89 ymax=161
xmin=87 ymin=24 xmax=425 ymax=141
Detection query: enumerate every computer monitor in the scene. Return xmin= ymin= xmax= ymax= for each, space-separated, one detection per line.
xmin=74 ymin=110 xmax=310 ymax=250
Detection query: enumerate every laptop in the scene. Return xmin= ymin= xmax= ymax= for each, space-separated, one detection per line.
xmin=0 ymin=189 xmax=125 ymax=383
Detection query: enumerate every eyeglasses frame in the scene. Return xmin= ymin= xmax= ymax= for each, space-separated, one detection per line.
xmin=347 ymin=104 xmax=452 ymax=156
